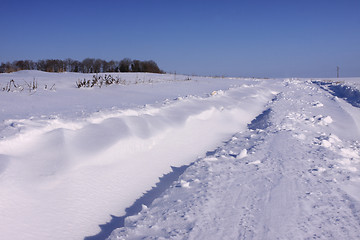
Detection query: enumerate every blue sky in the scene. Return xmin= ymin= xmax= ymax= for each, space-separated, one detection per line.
xmin=1 ymin=0 xmax=359 ymax=77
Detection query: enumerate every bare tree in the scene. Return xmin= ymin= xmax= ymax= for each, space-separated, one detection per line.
xmin=120 ymin=58 xmax=132 ymax=72
xmin=0 ymin=58 xmax=163 ymax=74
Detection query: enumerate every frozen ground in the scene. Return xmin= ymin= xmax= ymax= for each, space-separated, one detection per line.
xmin=0 ymin=71 xmax=359 ymax=239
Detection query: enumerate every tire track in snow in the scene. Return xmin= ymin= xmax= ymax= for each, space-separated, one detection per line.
xmin=109 ymin=79 xmax=360 ymax=240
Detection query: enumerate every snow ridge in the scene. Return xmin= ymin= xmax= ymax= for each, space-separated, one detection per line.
xmin=0 ymin=72 xmax=277 ymax=240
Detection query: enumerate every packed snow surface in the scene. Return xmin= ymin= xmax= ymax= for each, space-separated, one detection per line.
xmin=1 ymin=71 xmax=360 ymax=240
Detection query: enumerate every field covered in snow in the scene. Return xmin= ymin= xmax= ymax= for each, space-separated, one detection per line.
xmin=0 ymin=71 xmax=360 ymax=239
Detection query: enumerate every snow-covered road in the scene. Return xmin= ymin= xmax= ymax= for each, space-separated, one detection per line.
xmin=109 ymin=79 xmax=360 ymax=239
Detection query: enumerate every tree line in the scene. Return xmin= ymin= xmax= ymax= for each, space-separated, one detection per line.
xmin=0 ymin=58 xmax=163 ymax=74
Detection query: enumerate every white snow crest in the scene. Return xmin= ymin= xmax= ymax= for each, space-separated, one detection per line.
xmin=0 ymin=71 xmax=278 ymax=240
xmin=237 ymin=149 xmax=248 ymax=159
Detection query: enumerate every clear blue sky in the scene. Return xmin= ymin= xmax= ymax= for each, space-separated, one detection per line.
xmin=1 ymin=0 xmax=359 ymax=77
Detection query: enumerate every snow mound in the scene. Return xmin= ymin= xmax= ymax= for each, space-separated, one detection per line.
xmin=237 ymin=149 xmax=248 ymax=159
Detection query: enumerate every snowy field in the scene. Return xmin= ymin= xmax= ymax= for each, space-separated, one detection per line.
xmin=0 ymin=71 xmax=359 ymax=239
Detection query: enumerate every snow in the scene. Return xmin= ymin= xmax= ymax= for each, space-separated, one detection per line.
xmin=108 ymin=78 xmax=360 ymax=239
xmin=0 ymin=71 xmax=275 ymax=240
xmin=1 ymin=71 xmax=360 ymax=240
xmin=236 ymin=149 xmax=248 ymax=159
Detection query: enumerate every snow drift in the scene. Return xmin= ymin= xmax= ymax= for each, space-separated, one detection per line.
xmin=1 ymin=72 xmax=359 ymax=240
xmin=0 ymin=71 xmax=277 ymax=240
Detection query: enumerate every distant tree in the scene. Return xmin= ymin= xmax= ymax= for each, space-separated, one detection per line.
xmin=82 ymin=58 xmax=95 ymax=73
xmin=57 ymin=59 xmax=66 ymax=72
xmin=93 ymin=59 xmax=103 ymax=73
xmin=0 ymin=62 xmax=13 ymax=73
xmin=15 ymin=60 xmax=26 ymax=70
xmin=131 ymin=60 xmax=142 ymax=72
xmin=119 ymin=58 xmax=132 ymax=72
xmin=102 ymin=60 xmax=109 ymax=72
xmin=64 ymin=58 xmax=74 ymax=72
xmin=0 ymin=58 xmax=163 ymax=73
xmin=37 ymin=60 xmax=46 ymax=71
xmin=8 ymin=62 xmax=16 ymax=72
xmin=106 ymin=60 xmax=115 ymax=72
xmin=0 ymin=63 xmax=5 ymax=73
xmin=142 ymin=60 xmax=161 ymax=73
xmin=14 ymin=60 xmax=34 ymax=70
xmin=24 ymin=60 xmax=35 ymax=70
xmin=74 ymin=60 xmax=82 ymax=72
xmin=45 ymin=59 xmax=57 ymax=72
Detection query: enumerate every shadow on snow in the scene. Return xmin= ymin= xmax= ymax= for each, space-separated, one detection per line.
xmin=85 ymin=107 xmax=275 ymax=240
xmin=84 ymin=164 xmax=192 ymax=240
xmin=248 ymin=108 xmax=272 ymax=130
xmin=313 ymin=81 xmax=360 ymax=108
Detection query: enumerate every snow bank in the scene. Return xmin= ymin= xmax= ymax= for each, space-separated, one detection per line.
xmin=0 ymin=71 xmax=277 ymax=240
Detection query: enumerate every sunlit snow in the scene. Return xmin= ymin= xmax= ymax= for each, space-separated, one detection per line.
xmin=0 ymin=71 xmax=359 ymax=240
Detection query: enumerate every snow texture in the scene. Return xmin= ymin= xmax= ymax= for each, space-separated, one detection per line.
xmin=1 ymin=72 xmax=360 ymax=240
xmin=108 ymin=79 xmax=360 ymax=240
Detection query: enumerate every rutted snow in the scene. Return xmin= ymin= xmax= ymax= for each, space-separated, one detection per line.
xmin=109 ymin=78 xmax=360 ymax=240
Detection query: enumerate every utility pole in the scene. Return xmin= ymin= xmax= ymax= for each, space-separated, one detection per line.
xmin=337 ymin=66 xmax=340 ymax=78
